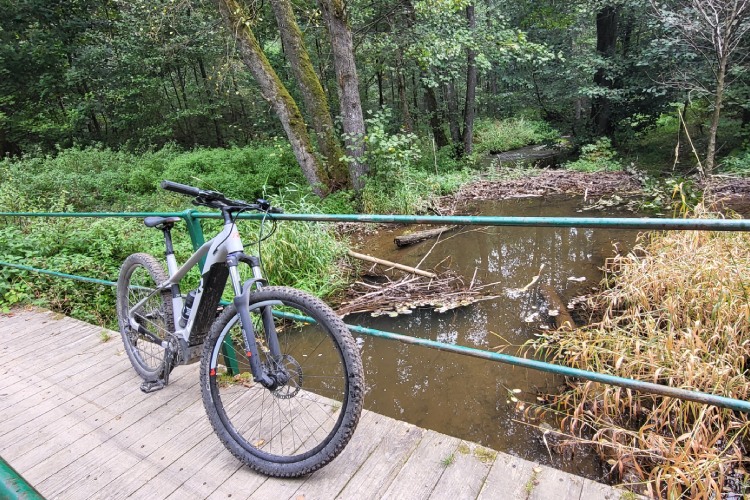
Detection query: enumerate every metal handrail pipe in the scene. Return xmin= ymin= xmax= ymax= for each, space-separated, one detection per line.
xmin=3 ymin=210 xmax=750 ymax=231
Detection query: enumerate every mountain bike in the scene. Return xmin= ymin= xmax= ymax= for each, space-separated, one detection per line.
xmin=115 ymin=180 xmax=364 ymax=477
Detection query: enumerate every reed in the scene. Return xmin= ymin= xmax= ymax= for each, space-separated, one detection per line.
xmin=531 ymin=204 xmax=750 ymax=498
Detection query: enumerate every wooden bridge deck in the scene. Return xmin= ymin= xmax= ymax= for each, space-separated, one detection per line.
xmin=0 ymin=309 xmax=633 ymax=500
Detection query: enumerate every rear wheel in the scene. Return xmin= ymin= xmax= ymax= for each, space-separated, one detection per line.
xmin=116 ymin=253 xmax=174 ymax=382
xmin=200 ymin=286 xmax=364 ymax=477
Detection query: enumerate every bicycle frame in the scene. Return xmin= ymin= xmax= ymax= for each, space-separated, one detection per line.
xmin=126 ymin=215 xmax=280 ymax=386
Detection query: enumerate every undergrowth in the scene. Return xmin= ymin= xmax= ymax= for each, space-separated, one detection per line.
xmin=530 ymin=205 xmax=750 ymax=498
xmin=470 ymin=117 xmax=559 ymax=159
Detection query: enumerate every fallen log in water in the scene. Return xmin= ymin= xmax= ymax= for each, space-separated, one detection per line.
xmin=394 ymin=226 xmax=453 ymax=247
xmin=347 ymin=250 xmax=437 ymax=279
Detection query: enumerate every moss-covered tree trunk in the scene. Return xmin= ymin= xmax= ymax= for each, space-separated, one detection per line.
xmin=318 ymin=0 xmax=367 ymax=191
xmin=270 ymin=0 xmax=348 ymax=187
xmin=214 ymin=0 xmax=328 ymax=195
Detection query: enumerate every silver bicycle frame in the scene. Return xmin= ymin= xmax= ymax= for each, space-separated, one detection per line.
xmin=127 ymin=219 xmax=247 ymax=345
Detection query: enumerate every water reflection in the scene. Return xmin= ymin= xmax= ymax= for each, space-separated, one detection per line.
xmin=349 ymin=195 xmax=641 ymax=479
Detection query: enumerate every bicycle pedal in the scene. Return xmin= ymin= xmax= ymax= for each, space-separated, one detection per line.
xmin=140 ymin=380 xmax=166 ymax=393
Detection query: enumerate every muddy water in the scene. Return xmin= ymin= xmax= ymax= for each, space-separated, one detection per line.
xmin=349 ymin=195 xmax=641 ymax=480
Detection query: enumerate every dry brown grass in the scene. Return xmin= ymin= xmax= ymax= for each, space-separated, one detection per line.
xmin=532 ymin=205 xmax=750 ymax=498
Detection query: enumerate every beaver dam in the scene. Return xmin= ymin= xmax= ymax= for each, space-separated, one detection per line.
xmin=338 ymin=194 xmax=642 ymax=482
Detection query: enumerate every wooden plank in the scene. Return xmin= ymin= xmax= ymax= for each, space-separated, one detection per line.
xmin=528 ymin=464 xmax=585 ymax=500
xmin=131 ymin=431 xmax=234 ymax=499
xmin=29 ymin=374 xmax=201 ymax=497
xmin=0 ymin=330 xmax=121 ymax=397
xmin=57 ymin=397 xmax=207 ymax=499
xmin=335 ymin=419 xmax=424 ymax=499
xmin=0 ymin=340 xmax=125 ymax=421
xmin=18 ymin=368 xmax=197 ymax=486
xmin=289 ymin=411 xmax=393 ymax=500
xmin=380 ymin=429 xmax=458 ymax=500
xmin=477 ymin=452 xmax=535 ymax=499
xmin=0 ymin=365 xmax=133 ymax=453
xmin=162 ymin=441 xmax=245 ymax=500
xmin=428 ymin=441 xmax=494 ymax=500
xmin=1 ymin=322 xmax=109 ymax=376
xmin=0 ymin=314 xmax=92 ymax=352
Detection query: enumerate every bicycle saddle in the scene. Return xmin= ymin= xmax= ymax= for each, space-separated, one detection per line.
xmin=143 ymin=216 xmax=182 ymax=229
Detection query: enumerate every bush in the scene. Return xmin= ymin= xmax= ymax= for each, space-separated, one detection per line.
xmin=720 ymin=148 xmax=750 ymax=176
xmin=564 ymin=137 xmax=622 ymax=172
xmin=0 ymin=143 xmax=305 ymax=212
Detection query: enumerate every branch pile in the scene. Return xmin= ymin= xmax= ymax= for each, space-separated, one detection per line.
xmin=335 ymin=271 xmax=501 ymax=318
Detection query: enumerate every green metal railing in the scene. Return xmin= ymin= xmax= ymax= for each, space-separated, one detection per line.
xmin=2 ymin=209 xmax=750 ymax=414
xmin=0 ymin=456 xmax=45 ymax=500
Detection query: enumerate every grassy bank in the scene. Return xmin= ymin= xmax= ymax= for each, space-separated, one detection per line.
xmin=530 ymin=206 xmax=750 ymax=498
xmin=0 ymin=145 xmax=350 ymax=323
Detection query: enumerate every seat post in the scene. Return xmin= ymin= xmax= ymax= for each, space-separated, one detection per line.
xmin=162 ymin=227 xmax=175 ymax=257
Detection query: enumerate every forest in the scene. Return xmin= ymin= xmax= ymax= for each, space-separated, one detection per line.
xmin=1 ymin=0 xmax=748 ymax=189
xmin=2 ymin=0 xmax=750 ymax=498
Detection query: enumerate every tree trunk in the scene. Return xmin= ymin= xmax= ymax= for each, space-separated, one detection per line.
xmin=424 ymin=84 xmax=449 ymax=148
xmin=446 ymin=82 xmax=461 ymax=144
xmin=705 ymin=56 xmax=728 ymax=175
xmin=318 ymin=0 xmax=367 ymax=191
xmin=198 ymin=58 xmax=224 ymax=147
xmin=591 ymin=6 xmax=618 ymax=138
xmin=270 ymin=0 xmax=347 ymax=186
xmin=214 ymin=0 xmax=328 ymax=195
xmin=377 ymin=69 xmax=384 ymax=108
xmin=462 ymin=4 xmax=478 ymax=156
xmin=395 ymin=49 xmax=413 ymax=132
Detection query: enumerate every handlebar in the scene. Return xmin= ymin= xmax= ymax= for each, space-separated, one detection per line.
xmin=160 ymin=180 xmax=202 ymax=197
xmin=160 ymin=180 xmax=284 ymax=214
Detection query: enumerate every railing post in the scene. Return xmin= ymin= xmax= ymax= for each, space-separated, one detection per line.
xmin=181 ymin=209 xmax=239 ymax=375
xmin=182 ymin=209 xmax=206 ymax=256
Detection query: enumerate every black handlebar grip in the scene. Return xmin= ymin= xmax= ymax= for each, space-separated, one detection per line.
xmin=270 ymin=207 xmax=284 ymax=214
xmin=161 ymin=180 xmax=201 ymax=197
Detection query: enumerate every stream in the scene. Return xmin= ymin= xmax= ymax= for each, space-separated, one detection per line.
xmin=348 ymin=195 xmax=642 ymax=481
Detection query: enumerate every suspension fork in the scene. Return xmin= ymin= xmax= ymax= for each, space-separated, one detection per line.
xmin=227 ymin=253 xmax=283 ymax=388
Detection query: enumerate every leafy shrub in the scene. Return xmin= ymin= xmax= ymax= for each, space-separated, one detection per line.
xmin=720 ymin=148 xmax=750 ymax=176
xmin=413 ymin=144 xmax=465 ymax=173
xmin=0 ymin=143 xmax=305 ymax=212
xmin=564 ymin=137 xmax=622 ymax=172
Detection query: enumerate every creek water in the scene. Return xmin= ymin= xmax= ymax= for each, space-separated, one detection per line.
xmin=347 ymin=195 xmax=642 ymax=480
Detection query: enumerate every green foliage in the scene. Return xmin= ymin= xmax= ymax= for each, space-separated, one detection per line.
xmin=470 ymin=118 xmax=559 ymax=157
xmin=564 ymin=138 xmax=622 ymax=173
xmin=0 ymin=155 xmax=347 ymax=323
xmin=720 ymin=148 xmax=750 ymax=176
xmin=639 ymin=178 xmax=701 ymax=214
xmin=413 ymin=144 xmax=465 ymax=173
xmin=254 ymin=188 xmax=351 ymax=296
xmin=0 ymin=144 xmax=304 ymax=212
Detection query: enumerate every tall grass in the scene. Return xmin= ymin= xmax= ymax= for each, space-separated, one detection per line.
xmin=471 ymin=117 xmax=559 ymax=158
xmin=531 ymin=205 xmax=750 ymax=498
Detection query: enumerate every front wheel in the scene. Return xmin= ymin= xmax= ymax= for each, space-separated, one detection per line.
xmin=200 ymin=286 xmax=365 ymax=477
